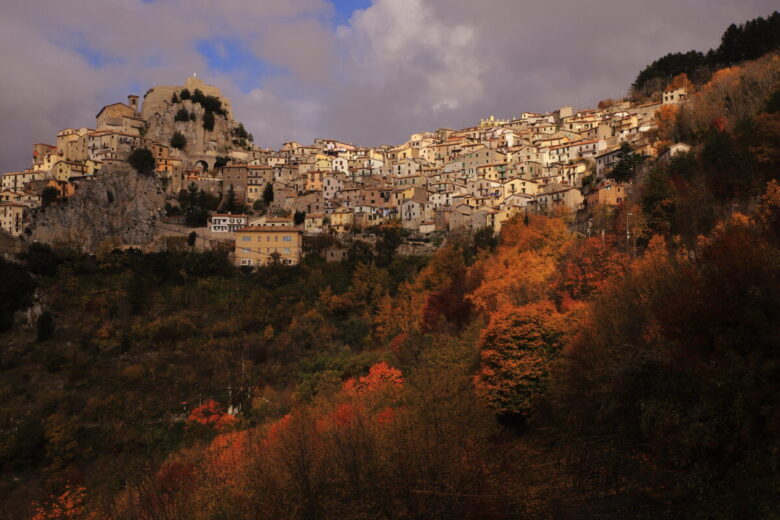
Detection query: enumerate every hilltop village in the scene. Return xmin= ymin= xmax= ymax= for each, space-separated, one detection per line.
xmin=0 ymin=75 xmax=690 ymax=266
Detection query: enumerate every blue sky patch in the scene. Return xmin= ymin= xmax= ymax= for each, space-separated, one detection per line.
xmin=196 ymin=38 xmax=287 ymax=93
xmin=331 ymin=0 xmax=372 ymax=25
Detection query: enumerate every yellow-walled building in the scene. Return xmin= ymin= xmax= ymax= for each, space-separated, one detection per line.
xmin=235 ymin=227 xmax=302 ymax=267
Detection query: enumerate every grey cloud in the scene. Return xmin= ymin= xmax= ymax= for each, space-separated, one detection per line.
xmin=315 ymin=0 xmax=779 ymax=148
xmin=1 ymin=0 xmax=777 ymax=171
xmin=0 ymin=0 xmax=335 ymax=171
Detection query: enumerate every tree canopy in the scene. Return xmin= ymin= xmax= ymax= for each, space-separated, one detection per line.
xmin=127 ymin=147 xmax=156 ymax=175
xmin=170 ymin=131 xmax=187 ymax=150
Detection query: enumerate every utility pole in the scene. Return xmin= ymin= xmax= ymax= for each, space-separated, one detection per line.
xmin=626 ymin=211 xmax=632 ymax=254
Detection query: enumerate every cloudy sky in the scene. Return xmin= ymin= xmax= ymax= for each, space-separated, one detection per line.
xmin=1 ymin=0 xmax=777 ymax=171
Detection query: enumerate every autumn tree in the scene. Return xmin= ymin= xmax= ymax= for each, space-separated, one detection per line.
xmin=557 ymin=237 xmax=629 ymax=301
xmin=475 ymin=301 xmax=565 ymax=425
xmin=467 ymin=215 xmax=571 ymax=314
xmin=187 ymin=400 xmax=237 ymax=432
xmin=320 ymin=262 xmax=389 ymax=319
xmin=552 ymin=219 xmax=780 ymax=517
xmin=669 ymin=71 xmax=693 ymax=90
xmin=31 ymin=484 xmax=94 ymax=520
xmin=654 ymin=104 xmax=679 ymax=142
xmin=44 ymin=413 xmax=79 ymax=470
xmin=597 ymin=98 xmax=615 ymax=109
xmin=343 ymin=361 xmax=403 ymax=395
xmin=755 ymin=179 xmax=780 ymax=241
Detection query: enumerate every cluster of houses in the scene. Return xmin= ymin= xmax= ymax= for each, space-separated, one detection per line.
xmin=206 ymin=95 xmax=688 ymax=266
xmin=0 ymin=94 xmax=187 ymax=239
xmin=0 ymin=77 xmax=690 ymax=267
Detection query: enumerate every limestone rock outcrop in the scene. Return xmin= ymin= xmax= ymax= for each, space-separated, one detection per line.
xmin=30 ymin=164 xmax=165 ymax=252
xmin=141 ymin=76 xmax=238 ymax=158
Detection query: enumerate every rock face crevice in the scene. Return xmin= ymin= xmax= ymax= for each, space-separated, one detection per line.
xmin=31 ymin=164 xmax=165 ymax=252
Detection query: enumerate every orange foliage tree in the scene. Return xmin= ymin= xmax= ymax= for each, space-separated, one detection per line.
xmin=597 ymin=98 xmax=615 ymax=109
xmin=557 ymin=237 xmax=629 ymax=301
xmin=187 ymin=399 xmax=237 ymax=431
xmin=655 ymin=104 xmax=679 ymax=142
xmin=343 ymin=361 xmax=403 ymax=396
xmin=669 ymin=72 xmax=693 ymax=90
xmin=467 ymin=215 xmax=572 ymax=314
xmin=475 ymin=301 xmax=566 ymax=423
xmin=31 ymin=485 xmax=94 ymax=520
xmin=373 ymin=243 xmax=473 ymax=340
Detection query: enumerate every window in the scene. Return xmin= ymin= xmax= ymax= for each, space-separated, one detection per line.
xmin=242 ymin=236 xmax=250 ymax=242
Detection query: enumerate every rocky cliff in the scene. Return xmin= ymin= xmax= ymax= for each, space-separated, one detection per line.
xmin=141 ymin=77 xmax=241 ymax=159
xmin=30 ymin=164 xmax=165 ymax=252
xmin=143 ymin=98 xmax=236 ymax=157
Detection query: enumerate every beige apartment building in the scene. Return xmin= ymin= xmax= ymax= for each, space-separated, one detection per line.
xmin=234 ymin=227 xmax=302 ymax=266
xmin=0 ymin=202 xmax=27 ymax=237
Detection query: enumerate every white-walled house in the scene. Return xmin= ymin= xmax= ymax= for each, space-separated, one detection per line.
xmin=210 ymin=214 xmax=248 ymax=233
xmin=332 ymin=157 xmax=349 ymax=174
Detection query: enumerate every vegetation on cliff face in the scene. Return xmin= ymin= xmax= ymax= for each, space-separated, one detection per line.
xmin=126 ymin=148 xmax=156 ymax=176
